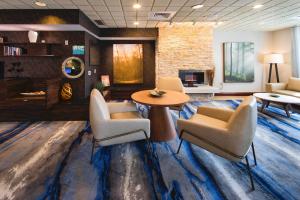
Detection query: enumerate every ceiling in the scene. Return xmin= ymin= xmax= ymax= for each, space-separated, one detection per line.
xmin=0 ymin=0 xmax=300 ymax=31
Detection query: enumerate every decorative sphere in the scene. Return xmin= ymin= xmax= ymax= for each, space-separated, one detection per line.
xmin=61 ymin=83 xmax=72 ymax=101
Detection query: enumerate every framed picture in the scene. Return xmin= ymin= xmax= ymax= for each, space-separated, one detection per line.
xmin=113 ymin=44 xmax=143 ymax=84
xmin=72 ymin=45 xmax=85 ymax=55
xmin=101 ymin=75 xmax=110 ymax=86
xmin=223 ymin=42 xmax=255 ymax=83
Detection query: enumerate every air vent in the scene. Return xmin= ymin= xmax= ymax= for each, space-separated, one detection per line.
xmin=94 ymin=19 xmax=104 ymax=26
xmin=148 ymin=11 xmax=176 ymax=21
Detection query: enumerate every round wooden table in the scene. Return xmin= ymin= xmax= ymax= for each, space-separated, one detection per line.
xmin=131 ymin=90 xmax=190 ymax=141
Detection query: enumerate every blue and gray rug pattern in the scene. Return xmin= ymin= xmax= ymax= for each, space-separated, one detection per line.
xmin=0 ymin=100 xmax=300 ymax=200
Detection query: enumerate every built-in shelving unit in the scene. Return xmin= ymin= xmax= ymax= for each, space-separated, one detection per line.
xmin=0 ymin=42 xmax=62 ymax=57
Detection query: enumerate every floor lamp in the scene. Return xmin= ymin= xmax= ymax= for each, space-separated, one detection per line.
xmin=264 ymin=53 xmax=284 ymax=83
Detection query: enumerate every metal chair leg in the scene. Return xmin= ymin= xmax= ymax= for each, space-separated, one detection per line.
xmin=90 ymin=137 xmax=95 ymax=164
xmin=245 ymin=155 xmax=255 ymax=190
xmin=177 ymin=130 xmax=184 ymax=154
xmin=251 ymin=143 xmax=257 ymax=166
xmin=176 ymin=139 xmax=183 ymax=154
xmin=143 ymin=131 xmax=152 ymax=153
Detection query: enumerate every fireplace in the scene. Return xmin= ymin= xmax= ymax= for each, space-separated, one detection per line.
xmin=179 ymin=70 xmax=205 ymax=87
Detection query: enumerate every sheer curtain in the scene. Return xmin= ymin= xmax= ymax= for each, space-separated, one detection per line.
xmin=291 ymin=26 xmax=300 ymax=78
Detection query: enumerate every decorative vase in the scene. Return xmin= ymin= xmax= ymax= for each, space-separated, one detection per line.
xmin=28 ymin=30 xmax=38 ymax=43
xmin=61 ymin=83 xmax=72 ymax=101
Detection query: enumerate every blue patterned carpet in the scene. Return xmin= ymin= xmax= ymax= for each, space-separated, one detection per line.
xmin=0 ymin=100 xmax=300 ymax=200
xmin=57 ymin=100 xmax=300 ymax=200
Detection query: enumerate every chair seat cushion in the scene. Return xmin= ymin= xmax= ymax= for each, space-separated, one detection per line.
xmin=190 ymin=113 xmax=228 ymax=129
xmin=110 ymin=111 xmax=141 ymax=119
xmin=275 ymin=90 xmax=300 ymax=98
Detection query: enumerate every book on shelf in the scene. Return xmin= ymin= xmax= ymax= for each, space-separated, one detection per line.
xmin=3 ymin=46 xmax=24 ymax=56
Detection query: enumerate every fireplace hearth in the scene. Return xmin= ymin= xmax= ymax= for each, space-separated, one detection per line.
xmin=179 ymin=70 xmax=206 ymax=87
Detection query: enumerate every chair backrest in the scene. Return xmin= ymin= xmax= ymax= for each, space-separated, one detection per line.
xmin=157 ymin=77 xmax=184 ymax=93
xmin=90 ymin=89 xmax=110 ymax=123
xmin=287 ymin=77 xmax=300 ymax=92
xmin=227 ymin=96 xmax=257 ymax=155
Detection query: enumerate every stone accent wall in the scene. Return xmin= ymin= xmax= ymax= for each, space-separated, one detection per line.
xmin=156 ymin=26 xmax=214 ymax=82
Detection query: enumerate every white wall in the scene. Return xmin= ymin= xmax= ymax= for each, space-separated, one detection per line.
xmin=213 ymin=30 xmax=273 ymax=93
xmin=271 ymin=28 xmax=292 ymax=83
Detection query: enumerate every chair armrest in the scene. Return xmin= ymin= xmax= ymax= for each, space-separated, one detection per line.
xmin=177 ymin=119 xmax=228 ymax=140
xmin=94 ymin=119 xmax=150 ymax=140
xmin=266 ymin=83 xmax=287 ymax=92
xmin=197 ymin=106 xmax=234 ymax=122
xmin=107 ymin=102 xmax=137 ymax=114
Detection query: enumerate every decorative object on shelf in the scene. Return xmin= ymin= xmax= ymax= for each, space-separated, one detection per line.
xmin=113 ymin=44 xmax=143 ymax=84
xmin=149 ymin=89 xmax=166 ymax=97
xmin=62 ymin=57 xmax=85 ymax=79
xmin=207 ymin=67 xmax=215 ymax=86
xmin=94 ymin=81 xmax=105 ymax=94
xmin=72 ymin=45 xmax=85 ymax=55
xmin=264 ymin=53 xmax=284 ymax=83
xmin=20 ymin=91 xmax=45 ymax=96
xmin=61 ymin=83 xmax=72 ymax=101
xmin=28 ymin=30 xmax=38 ymax=43
xmin=0 ymin=37 xmax=4 ymax=43
xmin=101 ymin=75 xmax=110 ymax=86
xmin=223 ymin=42 xmax=255 ymax=83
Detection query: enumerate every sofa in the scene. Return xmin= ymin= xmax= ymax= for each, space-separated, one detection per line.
xmin=266 ymin=77 xmax=300 ymax=98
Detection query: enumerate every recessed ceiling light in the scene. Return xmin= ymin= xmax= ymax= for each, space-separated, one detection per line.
xmin=133 ymin=3 xmax=141 ymax=9
xmin=253 ymin=4 xmax=263 ymax=9
xmin=192 ymin=4 xmax=204 ymax=9
xmin=35 ymin=1 xmax=47 ymax=7
xmin=134 ymin=21 xmax=139 ymax=25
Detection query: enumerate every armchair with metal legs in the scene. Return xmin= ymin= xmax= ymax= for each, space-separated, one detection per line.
xmin=89 ymin=89 xmax=151 ymax=163
xmin=176 ymin=96 xmax=258 ymax=190
xmin=156 ymin=77 xmax=185 ymax=118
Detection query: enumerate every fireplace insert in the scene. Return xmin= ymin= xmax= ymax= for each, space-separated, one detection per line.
xmin=179 ymin=70 xmax=205 ymax=87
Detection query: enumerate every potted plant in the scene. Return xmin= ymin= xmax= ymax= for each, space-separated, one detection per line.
xmin=94 ymin=81 xmax=105 ymax=94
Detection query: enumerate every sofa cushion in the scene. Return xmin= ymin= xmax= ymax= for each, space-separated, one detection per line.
xmin=275 ymin=90 xmax=300 ymax=98
xmin=287 ymin=77 xmax=300 ymax=92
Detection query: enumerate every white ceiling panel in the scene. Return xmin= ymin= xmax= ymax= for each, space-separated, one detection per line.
xmin=0 ymin=0 xmax=298 ymax=30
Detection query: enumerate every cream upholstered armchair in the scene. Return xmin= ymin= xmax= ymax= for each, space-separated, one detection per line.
xmin=89 ymin=89 xmax=151 ymax=163
xmin=157 ymin=77 xmax=185 ymax=117
xmin=177 ymin=96 xmax=258 ymax=190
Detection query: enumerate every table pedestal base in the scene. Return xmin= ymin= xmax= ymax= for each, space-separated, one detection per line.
xmin=148 ymin=106 xmax=177 ymax=141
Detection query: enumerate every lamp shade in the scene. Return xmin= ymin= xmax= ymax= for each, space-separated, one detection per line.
xmin=264 ymin=53 xmax=284 ymax=64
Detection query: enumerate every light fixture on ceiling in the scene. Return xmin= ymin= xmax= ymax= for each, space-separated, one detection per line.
xmin=253 ymin=4 xmax=263 ymax=9
xmin=192 ymin=4 xmax=204 ymax=9
xmin=213 ymin=21 xmax=224 ymax=27
xmin=291 ymin=16 xmax=300 ymax=20
xmin=133 ymin=3 xmax=141 ymax=9
xmin=35 ymin=1 xmax=47 ymax=7
xmin=134 ymin=21 xmax=139 ymax=25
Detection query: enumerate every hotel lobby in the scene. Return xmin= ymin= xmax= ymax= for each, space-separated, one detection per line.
xmin=0 ymin=0 xmax=300 ymax=199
